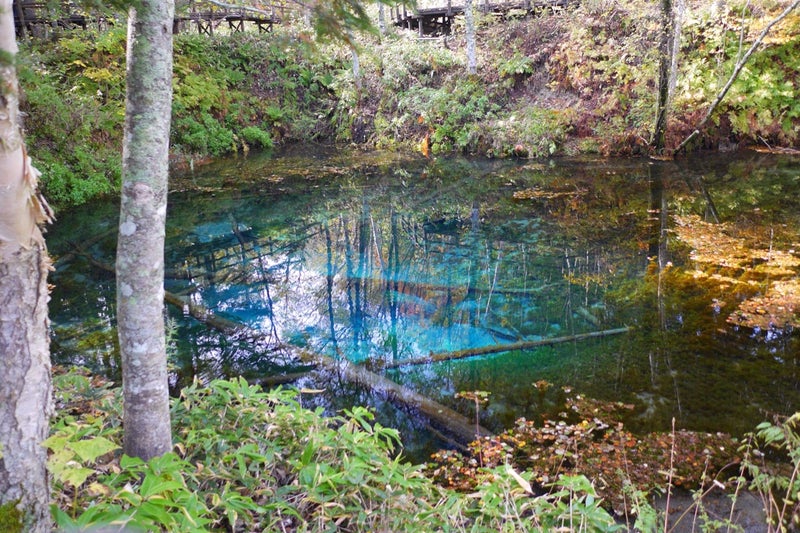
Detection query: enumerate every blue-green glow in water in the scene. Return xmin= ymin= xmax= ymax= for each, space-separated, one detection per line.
xmin=48 ymin=148 xmax=800 ymax=460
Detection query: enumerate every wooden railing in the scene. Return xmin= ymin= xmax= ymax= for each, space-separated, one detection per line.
xmin=390 ymin=0 xmax=572 ymax=36
xmin=13 ymin=0 xmax=298 ymax=37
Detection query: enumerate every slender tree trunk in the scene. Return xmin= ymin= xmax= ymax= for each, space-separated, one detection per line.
xmin=465 ymin=0 xmax=477 ymax=74
xmin=117 ymin=0 xmax=174 ymax=461
xmin=652 ymin=0 xmax=673 ymax=153
xmin=0 ymin=2 xmax=53 ymax=530
xmin=377 ymin=1 xmax=385 ymax=35
xmin=351 ymin=46 xmax=361 ymax=90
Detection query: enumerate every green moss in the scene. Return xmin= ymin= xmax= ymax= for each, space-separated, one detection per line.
xmin=0 ymin=501 xmax=24 ymax=533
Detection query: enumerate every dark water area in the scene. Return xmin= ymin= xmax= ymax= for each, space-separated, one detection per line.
xmin=48 ymin=147 xmax=800 ymax=461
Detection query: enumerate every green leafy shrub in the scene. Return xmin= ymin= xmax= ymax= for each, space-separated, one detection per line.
xmin=48 ymin=370 xmax=624 ymax=532
xmin=240 ymin=126 xmax=274 ymax=150
xmin=498 ymin=52 xmax=535 ymax=80
xmin=172 ymin=112 xmax=236 ymax=157
xmin=739 ymin=413 xmax=800 ymax=531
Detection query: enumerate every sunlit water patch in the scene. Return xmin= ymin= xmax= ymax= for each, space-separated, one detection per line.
xmin=48 ymin=148 xmax=800 ymax=461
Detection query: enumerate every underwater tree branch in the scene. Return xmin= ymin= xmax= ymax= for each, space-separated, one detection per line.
xmin=372 ymin=327 xmax=631 ymax=370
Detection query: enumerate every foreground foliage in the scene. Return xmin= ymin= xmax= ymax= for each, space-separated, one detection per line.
xmin=48 ymin=368 xmax=621 ymax=532
xmin=46 ymin=367 xmax=800 ymax=531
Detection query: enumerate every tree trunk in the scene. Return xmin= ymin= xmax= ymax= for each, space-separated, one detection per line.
xmin=651 ymin=0 xmax=673 ymax=153
xmin=351 ymin=46 xmax=361 ymax=90
xmin=465 ymin=0 xmax=477 ymax=74
xmin=373 ymin=327 xmax=631 ymax=370
xmin=117 ymin=0 xmax=174 ymax=461
xmin=377 ymin=2 xmax=385 ymax=35
xmin=0 ymin=2 xmax=53 ymax=530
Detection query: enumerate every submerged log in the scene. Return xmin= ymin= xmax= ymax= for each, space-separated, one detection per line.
xmin=372 ymin=327 xmax=631 ymax=370
xmin=250 ymin=371 xmax=313 ymax=388
xmin=76 ymin=245 xmax=489 ymax=443
xmin=164 ymin=291 xmax=488 ymax=442
xmin=53 ymin=228 xmax=118 ymax=268
xmin=163 ymin=291 xmax=246 ymax=335
xmin=307 ymin=354 xmax=489 ymax=442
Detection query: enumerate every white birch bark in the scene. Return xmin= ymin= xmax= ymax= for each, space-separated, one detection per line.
xmin=0 ymin=1 xmax=53 ymax=530
xmin=117 ymin=0 xmax=174 ymax=460
xmin=465 ymin=0 xmax=477 ymax=74
xmin=377 ymin=2 xmax=386 ymax=35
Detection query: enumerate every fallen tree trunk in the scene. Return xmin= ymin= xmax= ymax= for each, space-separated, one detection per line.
xmin=76 ymin=245 xmax=489 ymax=443
xmin=53 ymin=228 xmax=117 ymax=268
xmin=306 ymin=353 xmax=489 ymax=442
xmin=163 ymin=291 xmax=246 ymax=336
xmin=163 ymin=291 xmax=489 ymax=442
xmin=372 ymin=327 xmax=631 ymax=371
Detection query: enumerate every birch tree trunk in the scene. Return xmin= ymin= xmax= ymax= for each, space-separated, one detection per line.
xmin=0 ymin=2 xmax=54 ymax=530
xmin=117 ymin=0 xmax=174 ymax=460
xmin=377 ymin=2 xmax=385 ymax=35
xmin=465 ymin=0 xmax=477 ymax=74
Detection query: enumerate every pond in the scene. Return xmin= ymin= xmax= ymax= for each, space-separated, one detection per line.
xmin=48 ymin=147 xmax=800 ymax=461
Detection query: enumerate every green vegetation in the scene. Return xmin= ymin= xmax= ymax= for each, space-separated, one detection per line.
xmin=46 ymin=366 xmax=800 ymax=531
xmin=17 ymin=0 xmax=800 ymax=209
xmin=0 ymin=501 xmax=23 ymax=533
xmin=49 ymin=368 xmax=622 ymax=532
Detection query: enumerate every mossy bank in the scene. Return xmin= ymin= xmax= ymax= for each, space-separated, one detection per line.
xmin=18 ymin=0 xmax=800 ymax=209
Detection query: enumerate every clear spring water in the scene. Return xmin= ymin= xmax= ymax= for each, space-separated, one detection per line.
xmin=48 ymin=148 xmax=800 ymax=461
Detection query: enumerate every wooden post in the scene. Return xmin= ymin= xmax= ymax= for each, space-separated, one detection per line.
xmin=13 ymin=0 xmax=26 ymax=37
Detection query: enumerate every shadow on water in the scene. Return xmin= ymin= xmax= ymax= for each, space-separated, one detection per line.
xmin=48 ymin=148 xmax=800 ymax=462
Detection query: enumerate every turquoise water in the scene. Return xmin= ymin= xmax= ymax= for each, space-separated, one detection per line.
xmin=48 ymin=148 xmax=800 ymax=460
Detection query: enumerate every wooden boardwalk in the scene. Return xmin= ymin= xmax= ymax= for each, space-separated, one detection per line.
xmin=173 ymin=1 xmax=292 ymax=35
xmin=391 ymin=0 xmax=572 ymax=36
xmin=12 ymin=0 xmax=293 ymax=37
xmin=14 ymin=0 xmax=572 ymax=38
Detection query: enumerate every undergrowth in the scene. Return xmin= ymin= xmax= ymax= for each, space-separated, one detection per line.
xmin=48 ymin=368 xmax=621 ymax=532
xmin=47 ymin=367 xmax=800 ymax=531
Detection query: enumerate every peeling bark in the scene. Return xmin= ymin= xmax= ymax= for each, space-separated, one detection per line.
xmin=117 ymin=0 xmax=174 ymax=460
xmin=0 ymin=1 xmax=53 ymax=531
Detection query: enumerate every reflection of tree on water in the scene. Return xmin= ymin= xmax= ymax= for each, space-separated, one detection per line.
xmin=47 ymin=152 xmax=800 ymax=460
xmin=646 ymin=163 xmax=683 ymax=421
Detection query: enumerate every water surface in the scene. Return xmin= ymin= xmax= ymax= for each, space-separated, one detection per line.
xmin=49 ymin=148 xmax=800 ymax=460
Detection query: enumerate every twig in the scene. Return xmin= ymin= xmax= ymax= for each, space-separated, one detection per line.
xmin=664 ymin=417 xmax=675 ymax=532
